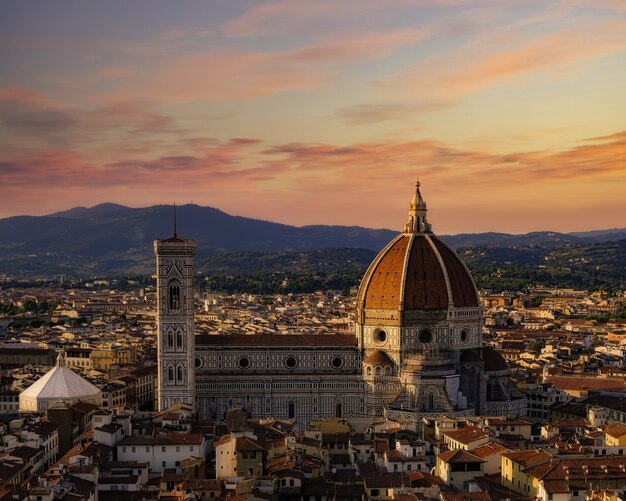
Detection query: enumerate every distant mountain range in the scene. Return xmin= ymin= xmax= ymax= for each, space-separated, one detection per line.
xmin=0 ymin=203 xmax=625 ymax=278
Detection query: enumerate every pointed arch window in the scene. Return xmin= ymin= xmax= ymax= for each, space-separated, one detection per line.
xmin=429 ymin=393 xmax=435 ymax=411
xmin=288 ymin=401 xmax=295 ymax=419
xmin=168 ymin=281 xmax=181 ymax=311
xmin=168 ymin=333 xmax=174 ymax=349
xmin=168 ymin=366 xmax=174 ymax=382
xmin=177 ymin=366 xmax=184 ymax=383
xmin=177 ymin=332 xmax=183 ymax=349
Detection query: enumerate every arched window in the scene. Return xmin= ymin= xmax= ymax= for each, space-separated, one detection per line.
xmin=429 ymin=393 xmax=435 ymax=411
xmin=168 ymin=366 xmax=174 ymax=382
xmin=169 ymin=282 xmax=181 ymax=310
xmin=288 ymin=401 xmax=295 ymax=419
xmin=177 ymin=366 xmax=184 ymax=382
xmin=168 ymin=333 xmax=174 ymax=349
xmin=177 ymin=332 xmax=183 ymax=349
xmin=336 ymin=403 xmax=343 ymax=418
xmin=366 ymin=366 xmax=372 ymax=376
xmin=375 ymin=366 xmax=381 ymax=376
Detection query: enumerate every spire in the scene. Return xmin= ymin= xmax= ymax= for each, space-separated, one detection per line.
xmin=173 ymin=203 xmax=177 ymax=238
xmin=56 ymin=351 xmax=65 ymax=367
xmin=403 ymin=178 xmax=432 ymax=234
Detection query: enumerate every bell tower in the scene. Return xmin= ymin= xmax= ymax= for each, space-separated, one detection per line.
xmin=154 ymin=221 xmax=196 ymax=412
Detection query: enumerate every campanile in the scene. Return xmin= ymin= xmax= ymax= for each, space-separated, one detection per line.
xmin=154 ymin=230 xmax=196 ymax=411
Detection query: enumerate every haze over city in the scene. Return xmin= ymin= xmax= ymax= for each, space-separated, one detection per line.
xmin=1 ymin=0 xmax=625 ymax=233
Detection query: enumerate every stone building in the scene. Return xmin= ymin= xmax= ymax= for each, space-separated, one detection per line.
xmin=19 ymin=353 xmax=102 ymax=412
xmin=156 ymin=182 xmax=526 ymax=427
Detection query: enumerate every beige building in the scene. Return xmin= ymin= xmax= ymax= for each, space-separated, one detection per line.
xmin=91 ymin=346 xmax=137 ymax=372
xmin=436 ymin=449 xmax=485 ymax=490
xmin=213 ymin=433 xmax=265 ymax=479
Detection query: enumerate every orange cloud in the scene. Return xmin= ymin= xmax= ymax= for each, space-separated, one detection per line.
xmin=380 ymin=19 xmax=626 ymax=101
xmin=2 ymin=129 xmax=625 ymax=233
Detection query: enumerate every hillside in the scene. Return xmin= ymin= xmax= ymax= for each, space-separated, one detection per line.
xmin=0 ymin=202 xmax=624 ymax=280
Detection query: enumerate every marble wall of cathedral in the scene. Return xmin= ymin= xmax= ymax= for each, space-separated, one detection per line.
xmin=195 ymin=345 xmax=364 ymax=425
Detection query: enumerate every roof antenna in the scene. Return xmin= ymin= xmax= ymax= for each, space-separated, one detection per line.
xmin=173 ymin=202 xmax=177 ymax=237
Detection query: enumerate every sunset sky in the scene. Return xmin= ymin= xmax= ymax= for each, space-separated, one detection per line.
xmin=1 ymin=0 xmax=625 ymax=233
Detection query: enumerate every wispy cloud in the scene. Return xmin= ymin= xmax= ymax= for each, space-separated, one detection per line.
xmin=2 ymin=129 xmax=625 ymax=232
xmin=379 ymin=19 xmax=626 ymax=101
xmin=122 ymin=29 xmax=428 ymax=101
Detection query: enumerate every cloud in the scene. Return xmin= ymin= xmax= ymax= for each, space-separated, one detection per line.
xmin=119 ymin=29 xmax=427 ymax=101
xmin=0 ymin=87 xmax=187 ymax=154
xmin=380 ymin=19 xmax=626 ymax=101
xmin=336 ymin=101 xmax=450 ymax=125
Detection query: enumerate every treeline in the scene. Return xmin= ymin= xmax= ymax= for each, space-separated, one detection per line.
xmin=0 ymin=299 xmax=55 ymax=315
xmin=202 ymin=272 xmax=362 ymax=295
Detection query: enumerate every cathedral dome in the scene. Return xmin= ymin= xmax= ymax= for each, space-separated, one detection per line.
xmin=357 ymin=182 xmax=479 ymax=315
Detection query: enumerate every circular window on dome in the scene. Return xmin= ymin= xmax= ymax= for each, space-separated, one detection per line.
xmin=331 ymin=356 xmax=344 ymax=369
xmin=374 ymin=330 xmax=387 ymax=343
xmin=419 ymin=329 xmax=433 ymax=343
xmin=238 ymin=356 xmax=250 ymax=369
xmin=285 ymin=356 xmax=298 ymax=369
xmin=195 ymin=356 xmax=203 ymax=369
xmin=461 ymin=330 xmax=468 ymax=342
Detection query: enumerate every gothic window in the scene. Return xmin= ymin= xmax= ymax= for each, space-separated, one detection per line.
xmin=168 ymin=333 xmax=174 ymax=349
xmin=168 ymin=366 xmax=174 ymax=382
xmin=177 ymin=366 xmax=184 ymax=382
xmin=177 ymin=332 xmax=183 ymax=349
xmin=168 ymin=282 xmax=181 ymax=311
xmin=429 ymin=393 xmax=435 ymax=411
xmin=288 ymin=401 xmax=295 ymax=419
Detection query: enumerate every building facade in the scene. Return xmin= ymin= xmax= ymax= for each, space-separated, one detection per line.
xmin=154 ymin=234 xmax=196 ymax=411
xmin=155 ymin=183 xmax=526 ymax=425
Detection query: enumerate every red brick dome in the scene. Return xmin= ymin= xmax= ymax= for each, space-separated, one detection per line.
xmin=357 ymin=182 xmax=479 ymax=314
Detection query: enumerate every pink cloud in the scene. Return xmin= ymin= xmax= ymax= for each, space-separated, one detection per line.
xmin=4 ymin=129 xmax=625 ymax=233
xmin=380 ymin=20 xmax=626 ymax=101
xmin=117 ymin=29 xmax=427 ymax=101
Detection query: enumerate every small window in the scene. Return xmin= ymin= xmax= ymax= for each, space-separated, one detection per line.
xmin=288 ymin=401 xmax=295 ymax=419
xmin=238 ymin=356 xmax=250 ymax=369
xmin=285 ymin=356 xmax=297 ymax=369
xmin=375 ymin=330 xmax=387 ymax=343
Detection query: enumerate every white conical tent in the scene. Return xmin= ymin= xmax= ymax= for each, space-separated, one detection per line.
xmin=19 ymin=353 xmax=101 ymax=412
